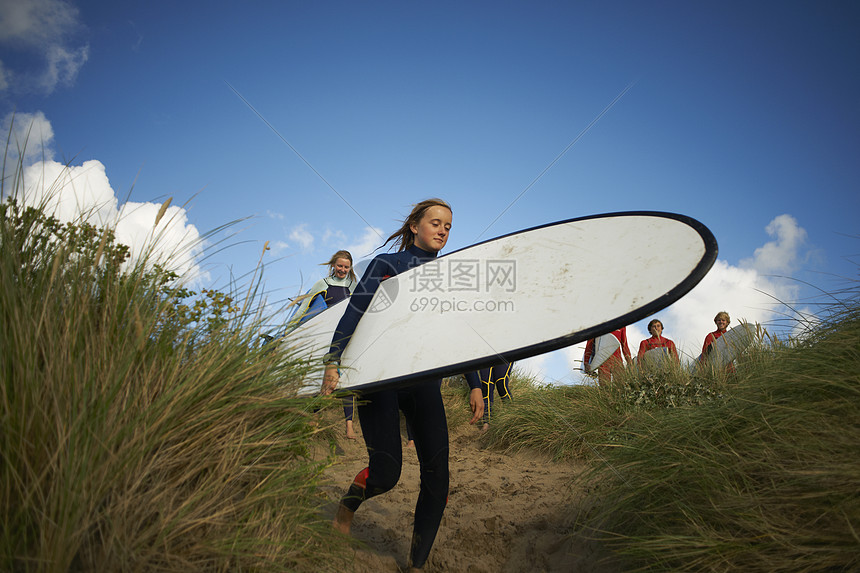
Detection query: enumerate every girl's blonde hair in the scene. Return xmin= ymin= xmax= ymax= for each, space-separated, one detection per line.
xmin=383 ymin=198 xmax=452 ymax=253
xmin=322 ymin=250 xmax=358 ymax=282
xmin=714 ymin=311 xmax=731 ymax=325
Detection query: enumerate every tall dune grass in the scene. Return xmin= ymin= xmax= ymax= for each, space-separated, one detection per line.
xmin=572 ymin=300 xmax=860 ymax=572
xmin=482 ymin=360 xmax=730 ymax=460
xmin=480 ymin=299 xmax=859 ymax=570
xmin=0 ymin=172 xmax=347 ymax=570
xmin=479 ymin=374 xmax=628 ymax=460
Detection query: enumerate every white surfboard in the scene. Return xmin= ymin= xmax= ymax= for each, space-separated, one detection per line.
xmin=693 ymin=322 xmax=757 ymax=371
xmin=639 ymin=346 xmax=673 ymax=368
xmin=582 ymin=333 xmax=621 ymax=372
xmin=286 ymin=211 xmax=717 ymax=395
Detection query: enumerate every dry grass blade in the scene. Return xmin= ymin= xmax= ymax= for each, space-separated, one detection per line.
xmin=154 ymin=196 xmax=172 ymax=227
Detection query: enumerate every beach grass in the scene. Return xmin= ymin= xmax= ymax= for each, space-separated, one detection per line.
xmin=478 ymin=298 xmax=860 ymax=571
xmin=0 ymin=165 xmax=350 ymax=571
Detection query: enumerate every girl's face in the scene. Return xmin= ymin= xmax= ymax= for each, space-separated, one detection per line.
xmin=714 ymin=316 xmax=729 ymax=331
xmin=333 ymin=258 xmax=351 ymax=279
xmin=411 ymin=205 xmax=452 ymax=253
xmin=649 ymin=322 xmax=663 ymax=337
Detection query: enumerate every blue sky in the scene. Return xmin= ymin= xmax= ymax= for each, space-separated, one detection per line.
xmin=2 ymin=0 xmax=858 ymax=384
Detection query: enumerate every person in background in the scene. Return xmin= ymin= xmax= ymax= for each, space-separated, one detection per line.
xmin=700 ymin=310 xmax=734 ymax=372
xmin=702 ymin=311 xmax=730 ymax=354
xmin=583 ymin=327 xmax=632 ymax=386
xmin=292 ymin=250 xmax=360 ymax=439
xmin=465 ymin=362 xmax=513 ymax=431
xmin=637 ymin=319 xmax=679 ymax=366
xmin=292 ymin=250 xmax=358 ymax=325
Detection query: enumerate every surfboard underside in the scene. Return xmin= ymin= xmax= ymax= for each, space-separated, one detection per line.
xmin=288 ymin=211 xmax=718 ymax=395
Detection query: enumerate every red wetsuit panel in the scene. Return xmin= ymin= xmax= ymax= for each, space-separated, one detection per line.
xmin=584 ymin=328 xmax=632 ymax=382
xmin=702 ymin=329 xmax=723 ymax=356
xmin=638 ymin=336 xmax=679 ymax=362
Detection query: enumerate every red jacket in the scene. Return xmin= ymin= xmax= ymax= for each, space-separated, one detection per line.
xmin=702 ymin=329 xmax=724 ymax=356
xmin=638 ymin=336 xmax=679 ymax=363
xmin=701 ymin=329 xmax=735 ymax=372
xmin=584 ymin=327 xmax=632 ymax=371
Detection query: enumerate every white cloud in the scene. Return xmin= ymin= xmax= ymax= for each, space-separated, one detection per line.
xmin=3 ymin=111 xmax=55 ymax=163
xmin=0 ymin=0 xmax=89 ymax=94
xmin=113 ymin=200 xmax=204 ymax=283
xmin=345 ymin=226 xmax=385 ymax=280
xmin=289 ymin=224 xmax=314 ymax=250
xmin=322 ymin=228 xmax=347 ymax=246
xmin=7 ymin=113 xmax=205 ymax=284
xmin=276 ymin=225 xmax=385 ymax=268
xmin=21 ymin=159 xmax=117 ymax=223
xmin=790 ymin=308 xmax=820 ymax=340
xmin=347 ymin=225 xmax=385 ymax=260
xmin=267 ymin=240 xmax=289 ymax=255
xmin=741 ymin=214 xmax=807 ymax=274
xmin=40 ymin=42 xmax=89 ymax=92
xmin=0 ymin=0 xmax=79 ymax=45
xmin=517 ymin=352 xmax=551 ymax=380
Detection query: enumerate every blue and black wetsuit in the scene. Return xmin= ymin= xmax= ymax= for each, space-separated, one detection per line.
xmin=465 ymin=362 xmax=513 ymax=424
xmin=291 ymin=275 xmax=357 ymax=328
xmin=294 ymin=276 xmax=358 ymax=420
xmin=320 ymin=278 xmax=352 ymax=306
xmin=327 ymin=244 xmax=479 ymax=569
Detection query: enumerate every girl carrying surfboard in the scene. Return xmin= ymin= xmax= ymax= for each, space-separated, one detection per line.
xmin=289 ymin=250 xmax=362 ymax=439
xmin=289 ymin=250 xmax=358 ymax=326
xmin=321 ymin=199 xmax=483 ymax=571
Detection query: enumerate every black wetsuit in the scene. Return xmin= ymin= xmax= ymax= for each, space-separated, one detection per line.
xmin=327 ymin=244 xmax=478 ymax=568
xmin=465 ymin=362 xmax=513 ymax=424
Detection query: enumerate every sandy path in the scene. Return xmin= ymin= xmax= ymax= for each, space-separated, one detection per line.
xmin=317 ymin=418 xmax=621 ymax=572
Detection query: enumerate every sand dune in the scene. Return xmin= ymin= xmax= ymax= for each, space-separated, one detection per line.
xmin=318 ymin=419 xmax=621 ymax=572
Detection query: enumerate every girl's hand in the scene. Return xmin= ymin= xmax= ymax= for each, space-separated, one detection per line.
xmin=468 ymin=387 xmax=484 ymax=425
xmin=322 ymin=365 xmax=339 ymax=395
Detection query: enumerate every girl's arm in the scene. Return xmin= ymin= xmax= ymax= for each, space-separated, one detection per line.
xmin=322 ymin=256 xmax=394 ymax=393
xmin=325 ymin=257 xmax=392 ymax=364
xmin=463 ymin=371 xmax=487 ymax=424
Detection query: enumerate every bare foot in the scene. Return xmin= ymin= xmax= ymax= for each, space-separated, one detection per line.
xmin=481 ymin=423 xmax=490 ymax=433
xmin=345 ymin=420 xmax=357 ymax=440
xmin=406 ymin=440 xmax=415 ymax=448
xmin=332 ymin=503 xmax=354 ymax=535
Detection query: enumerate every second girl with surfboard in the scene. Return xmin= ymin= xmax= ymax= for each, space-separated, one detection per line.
xmin=321 ymin=198 xmax=484 ymax=571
